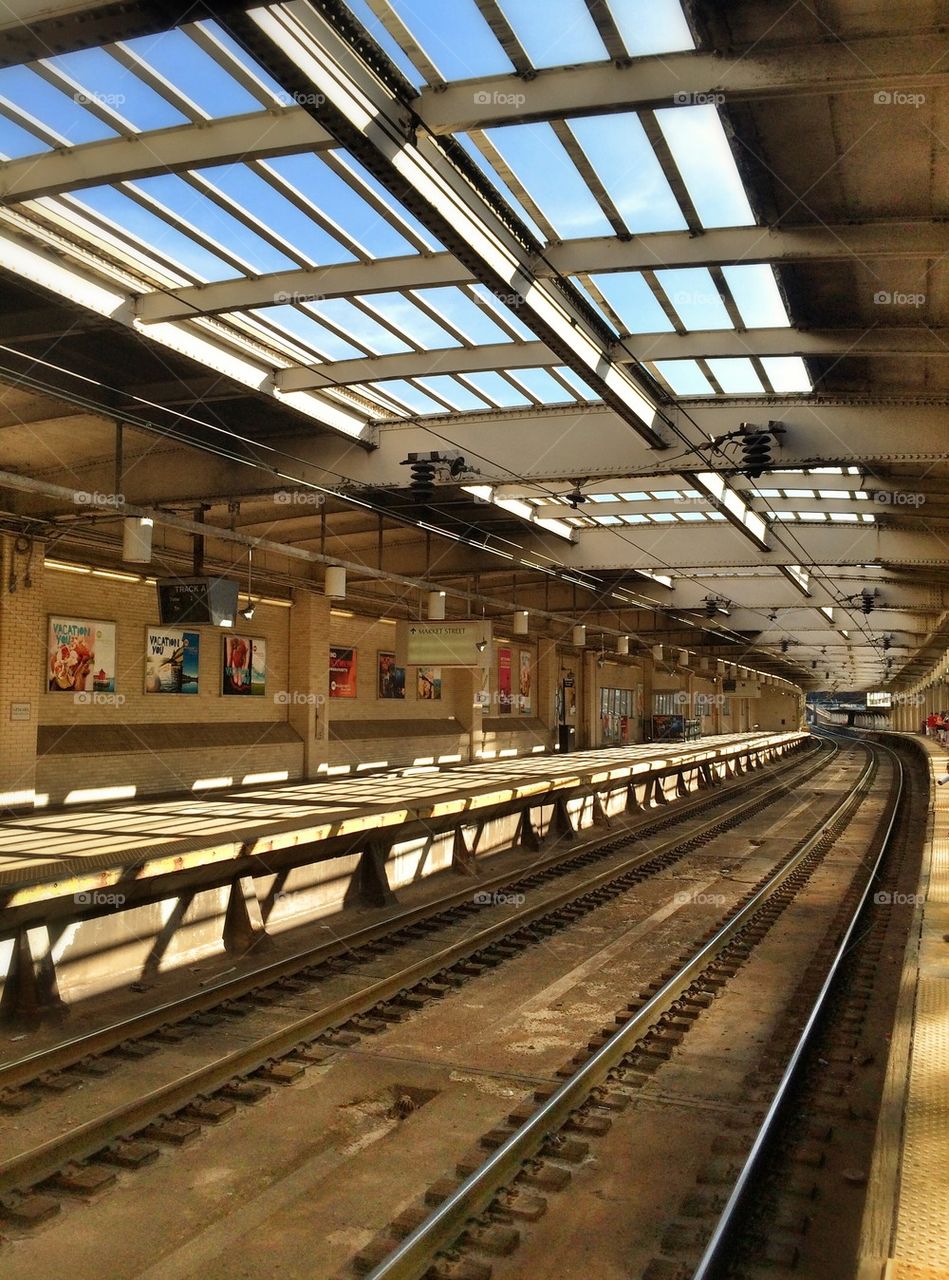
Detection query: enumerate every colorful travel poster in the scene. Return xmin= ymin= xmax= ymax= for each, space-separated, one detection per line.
xmin=222 ymin=634 xmax=266 ymax=696
xmin=145 ymin=627 xmax=199 ymax=694
xmin=378 ymin=651 xmax=405 ymax=699
xmin=416 ymin=666 xmax=441 ymax=700
xmin=48 ymin=616 xmax=116 ymax=693
xmin=498 ymin=646 xmax=513 ymax=714
xmin=519 ymin=650 xmax=532 ymax=713
xmin=329 ymin=646 xmax=357 ymax=698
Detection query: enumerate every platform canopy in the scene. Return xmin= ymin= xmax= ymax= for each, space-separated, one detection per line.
xmin=0 ymin=0 xmax=947 ymax=692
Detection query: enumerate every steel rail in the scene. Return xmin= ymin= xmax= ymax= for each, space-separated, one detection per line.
xmin=364 ymin=737 xmax=880 ymax=1280
xmin=688 ymin=732 xmax=904 ymax=1279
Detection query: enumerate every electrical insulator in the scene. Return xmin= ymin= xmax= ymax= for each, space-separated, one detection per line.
xmin=861 ymin=591 xmax=875 ymax=615
xmin=409 ymin=458 xmax=437 ymax=502
xmin=741 ymin=431 xmax=773 ymax=478
xmin=781 ymin=638 xmax=790 ymax=653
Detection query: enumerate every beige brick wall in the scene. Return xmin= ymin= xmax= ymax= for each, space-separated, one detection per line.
xmin=37 ymin=566 xmax=302 ymax=801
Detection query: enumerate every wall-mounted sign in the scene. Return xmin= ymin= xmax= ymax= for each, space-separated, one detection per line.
xmin=10 ymin=702 xmax=30 ymax=721
xmin=222 ymin=635 xmax=266 ymax=696
xmin=519 ymin=650 xmax=532 ymax=713
xmin=329 ymin=646 xmax=357 ymax=698
xmin=866 ymin=691 xmax=892 ymax=707
xmin=48 ymin=616 xmax=116 ymax=694
xmin=399 ymin=621 xmax=492 ymax=668
xmin=145 ymin=627 xmax=199 ymax=694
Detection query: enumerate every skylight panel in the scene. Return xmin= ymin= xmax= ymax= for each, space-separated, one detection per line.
xmin=607 ymin=0 xmax=695 ymax=54
xmin=344 ymin=0 xmax=426 ymax=87
xmin=414 ymin=376 xmax=489 ymax=410
xmin=411 ymin=288 xmax=512 ymax=345
xmin=707 ymin=511 xmax=726 ymax=521
xmin=649 ymin=512 xmax=677 ymax=523
xmin=359 ymin=294 xmax=461 ymax=349
xmin=460 ymin=371 xmax=532 ymax=407
xmin=131 ymin=174 xmax=300 ymax=274
xmin=762 ymin=356 xmax=812 ymax=393
xmin=386 ymin=0 xmax=513 ymax=79
xmin=830 ymin=513 xmax=859 ymax=523
xmin=798 ymin=512 xmax=827 ymax=521
xmin=588 ymin=493 xmax=619 ymax=503
xmin=654 ymin=360 xmax=714 ymax=395
xmin=591 ymin=272 xmax=675 ymax=333
xmin=255 ymin=306 xmax=366 ymax=360
xmin=722 ymin=264 xmax=790 ymax=328
xmin=468 ymin=285 xmax=535 ymax=340
xmin=43 ymin=47 xmax=189 ymax=130
xmin=594 ymin=515 xmax=623 ymax=525
xmin=305 ymin=299 xmax=413 ymax=355
xmin=0 ymin=115 xmax=49 ymax=159
xmin=484 ymin=123 xmax=615 ymax=239
xmin=0 ymin=66 xmax=116 ymax=143
xmin=331 ymin=153 xmax=443 ymax=252
xmin=71 ymin=187 xmax=237 ymax=280
xmin=121 ymin=30 xmax=270 ymax=116
xmin=196 ymin=20 xmax=294 ymax=103
xmin=619 ymin=492 xmax=649 ymax=501
xmin=622 ymin=513 xmax=650 ymax=524
xmin=655 ymin=105 xmax=754 ymax=227
xmin=505 ymin=367 xmax=575 ymax=402
xmin=818 ymin=490 xmax=850 ymax=499
xmin=454 ymin=134 xmax=547 ymax=242
xmin=678 ymin=511 xmax=707 ymax=521
xmin=861 ymin=513 xmax=876 ymax=523
xmin=190 ymin=163 xmax=359 ymax=265
xmin=496 ymin=0 xmax=607 ymax=67
xmin=706 ymin=358 xmax=765 ymax=394
xmin=372 ymin=379 xmax=447 ymax=414
xmin=553 ymin=366 xmax=600 ymax=400
xmin=657 ymin=268 xmax=732 ymax=330
xmin=567 ymin=115 xmax=688 ymax=233
xmin=264 ymin=153 xmax=417 ymax=258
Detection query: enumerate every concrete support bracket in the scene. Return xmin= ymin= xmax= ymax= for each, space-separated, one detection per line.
xmin=0 ymin=925 xmax=66 ymax=1025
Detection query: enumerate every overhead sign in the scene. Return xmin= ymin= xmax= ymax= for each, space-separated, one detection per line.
xmin=398 ymin=621 xmax=492 ymax=668
xmin=866 ymin=691 xmax=892 ymax=707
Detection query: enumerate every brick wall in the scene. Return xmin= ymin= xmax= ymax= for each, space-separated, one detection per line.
xmin=0 ymin=534 xmax=45 ymax=806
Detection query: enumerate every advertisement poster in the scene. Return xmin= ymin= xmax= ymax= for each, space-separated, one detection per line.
xmin=518 ymin=650 xmax=532 ymax=713
xmin=329 ymin=646 xmax=357 ymax=698
xmin=145 ymin=627 xmax=199 ymax=694
xmin=417 ymin=666 xmax=442 ymax=701
xmin=222 ymin=634 xmax=266 ymax=696
xmin=378 ymin=651 xmax=405 ymax=699
xmin=498 ymin=646 xmax=513 ymax=715
xmin=48 ymin=616 xmax=116 ymax=693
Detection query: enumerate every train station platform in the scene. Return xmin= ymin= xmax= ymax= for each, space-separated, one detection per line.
xmin=0 ymin=731 xmax=805 ymax=1017
xmin=859 ymin=733 xmax=949 ymax=1280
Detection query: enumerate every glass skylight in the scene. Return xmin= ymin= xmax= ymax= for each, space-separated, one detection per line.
xmin=252 ymin=305 xmax=366 ymax=360
xmin=414 ymin=376 xmax=489 ymax=410
xmin=411 ymin=288 xmax=513 ymax=345
xmin=122 ymin=30 xmax=266 ymax=116
xmin=762 ymin=356 xmax=813 ymax=393
xmin=496 ymin=0 xmax=607 ymax=67
xmin=371 ymin=379 xmax=446 ymax=414
xmin=305 ymin=298 xmax=413 ymax=355
xmin=455 ymin=134 xmax=547 ymax=243
xmin=657 ymin=268 xmax=732 ymax=329
xmin=553 ymin=366 xmax=599 ymax=400
xmin=0 ymin=114 xmax=49 ymax=158
xmin=359 ymin=293 xmax=461 ymax=349
xmin=654 ymin=360 xmax=715 ymax=396
xmin=706 ymin=358 xmax=765 ymax=394
xmin=591 ymin=272 xmax=675 ymax=333
xmin=505 ymin=367 xmax=575 ymax=402
xmin=43 ymin=46 xmax=190 ymax=131
xmin=722 ymin=264 xmax=790 ymax=328
xmin=386 ymin=0 xmax=513 ymax=80
xmin=484 ymin=123 xmax=615 ymax=239
xmin=0 ymin=65 xmax=115 ymax=143
xmin=567 ymin=115 xmax=688 ymax=233
xmin=459 ymin=371 xmax=532 ymax=407
xmin=655 ymin=105 xmax=755 ymax=227
xmin=607 ymin=0 xmax=695 ymax=55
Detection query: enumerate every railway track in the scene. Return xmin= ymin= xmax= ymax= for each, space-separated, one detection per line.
xmin=0 ymin=733 xmax=897 ymax=1279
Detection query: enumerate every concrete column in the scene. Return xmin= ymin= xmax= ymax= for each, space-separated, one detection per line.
xmin=458 ymin=666 xmax=483 ymax=761
xmin=286 ymin=588 xmax=331 ymax=778
xmin=0 ymin=535 xmax=44 ymax=809
xmin=535 ymin=636 xmax=559 ymax=746
xmin=582 ymin=649 xmax=598 ymax=750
